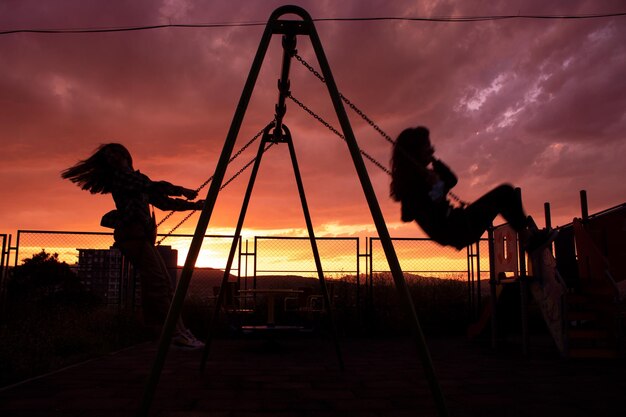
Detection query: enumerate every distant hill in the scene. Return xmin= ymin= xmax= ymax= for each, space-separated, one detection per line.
xmin=179 ymin=268 xmax=323 ymax=299
xmin=179 ymin=268 xmax=460 ymax=300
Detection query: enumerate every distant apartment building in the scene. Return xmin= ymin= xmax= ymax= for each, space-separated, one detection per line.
xmin=77 ymin=246 xmax=178 ymax=305
xmin=77 ymin=247 xmax=125 ymax=303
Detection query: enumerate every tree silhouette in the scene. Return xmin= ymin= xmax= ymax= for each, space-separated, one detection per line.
xmin=8 ymin=250 xmax=98 ymax=306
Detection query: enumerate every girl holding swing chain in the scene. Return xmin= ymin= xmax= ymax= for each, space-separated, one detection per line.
xmin=62 ymin=143 xmax=205 ymax=349
xmin=390 ymin=126 xmax=556 ymax=251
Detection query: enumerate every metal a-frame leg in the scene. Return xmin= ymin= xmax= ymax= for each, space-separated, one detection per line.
xmin=283 ymin=125 xmax=344 ymax=369
xmin=137 ymin=10 xmax=279 ymax=417
xmin=199 ymin=123 xmax=273 ymax=372
xmin=300 ymin=8 xmax=449 ymax=417
xmin=138 ymin=5 xmax=447 ymax=416
xmin=198 ymin=124 xmax=343 ymax=371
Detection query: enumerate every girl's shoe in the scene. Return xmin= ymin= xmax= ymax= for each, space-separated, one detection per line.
xmin=172 ymin=329 xmax=205 ymax=350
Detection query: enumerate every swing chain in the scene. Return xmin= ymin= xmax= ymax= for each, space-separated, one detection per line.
xmin=294 ymin=53 xmax=395 ymax=146
xmin=160 ymin=52 xmax=469 ymax=245
xmin=287 ymin=92 xmax=391 ymax=176
xmin=341 ymin=95 xmax=395 ymax=146
xmin=448 ymin=192 xmax=468 ymax=208
xmin=157 ymin=141 xmax=276 ymax=245
xmin=221 ymin=141 xmax=275 ymax=191
xmin=293 ymin=53 xmax=325 ymax=82
xmin=293 ymin=54 xmax=470 ymax=208
xmin=195 ymin=125 xmax=269 ymax=194
xmin=156 ymin=123 xmax=273 ymax=244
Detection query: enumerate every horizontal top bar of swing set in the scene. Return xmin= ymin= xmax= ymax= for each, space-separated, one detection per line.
xmin=269 ymin=19 xmax=311 ymax=35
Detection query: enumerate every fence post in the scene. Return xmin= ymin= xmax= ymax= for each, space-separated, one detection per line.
xmin=488 ymin=226 xmax=497 ymax=349
xmin=516 ymin=188 xmax=530 ymax=356
xmin=580 ymin=189 xmax=589 ymax=221
xmin=0 ymin=234 xmax=10 ymax=324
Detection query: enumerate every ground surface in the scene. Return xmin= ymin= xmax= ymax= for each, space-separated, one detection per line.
xmin=0 ymin=334 xmax=624 ymax=417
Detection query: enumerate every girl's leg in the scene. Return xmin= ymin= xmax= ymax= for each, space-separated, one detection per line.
xmin=457 ymin=184 xmax=557 ymax=252
xmin=117 ymin=240 xmax=171 ymax=326
xmin=462 ymin=184 xmax=529 ymax=240
xmin=117 ymin=240 xmax=198 ymax=343
xmin=117 ymin=240 xmax=181 ymax=328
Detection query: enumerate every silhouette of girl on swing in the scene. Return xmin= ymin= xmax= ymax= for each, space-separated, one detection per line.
xmin=62 ymin=143 xmax=204 ymax=349
xmin=390 ymin=126 xmax=555 ymax=251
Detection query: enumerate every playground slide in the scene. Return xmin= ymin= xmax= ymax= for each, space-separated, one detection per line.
xmin=466 ymin=287 xmax=499 ymax=340
xmin=466 ymin=282 xmax=520 ymax=340
xmin=527 ymin=246 xmax=567 ymax=354
xmin=467 ymin=219 xmax=567 ymax=352
xmin=467 ymin=223 xmax=520 ymax=340
xmin=467 ymin=249 xmax=567 ymax=353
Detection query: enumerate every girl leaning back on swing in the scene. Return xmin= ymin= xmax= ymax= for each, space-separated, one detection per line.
xmin=62 ymin=143 xmax=205 ymax=350
xmin=390 ymin=126 xmax=557 ymax=252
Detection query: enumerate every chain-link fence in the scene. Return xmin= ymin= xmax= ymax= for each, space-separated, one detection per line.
xmin=0 ymin=234 xmax=9 ymax=322
xmin=10 ymin=231 xmax=242 ymax=306
xmin=14 ymin=230 xmax=116 ymax=267
xmin=0 ymin=228 xmax=496 ymax=386
xmin=253 ymin=236 xmax=359 ymax=278
xmin=368 ymin=237 xmax=490 ymax=326
xmin=1 ymin=233 xmax=8 ymax=271
xmin=4 ymin=230 xmax=493 ymax=311
xmin=2 ymin=230 xmax=495 ymax=330
xmin=371 ymin=238 xmax=473 ymax=278
xmin=251 ymin=236 xmax=363 ymax=319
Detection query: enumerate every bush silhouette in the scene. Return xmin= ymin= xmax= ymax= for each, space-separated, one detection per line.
xmin=8 ymin=250 xmax=99 ymax=306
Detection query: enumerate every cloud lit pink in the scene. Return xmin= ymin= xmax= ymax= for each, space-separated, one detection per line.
xmin=1 ymin=0 xmax=624 ymax=238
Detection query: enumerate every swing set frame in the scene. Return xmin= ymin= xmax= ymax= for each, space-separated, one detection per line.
xmin=138 ymin=6 xmax=449 ymax=417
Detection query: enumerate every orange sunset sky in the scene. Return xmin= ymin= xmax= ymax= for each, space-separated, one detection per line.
xmin=1 ymin=0 xmax=625 ymax=243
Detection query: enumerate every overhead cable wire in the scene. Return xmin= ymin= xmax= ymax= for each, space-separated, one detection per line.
xmin=0 ymin=21 xmax=266 ymax=35
xmin=314 ymin=12 xmax=626 ymax=23
xmin=2 ymin=12 xmax=625 ymax=35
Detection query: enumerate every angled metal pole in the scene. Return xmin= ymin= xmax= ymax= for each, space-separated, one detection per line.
xmin=294 ymin=6 xmax=449 ymax=417
xmin=137 ymin=13 xmax=278 ymax=417
xmin=200 ymin=125 xmax=274 ymax=371
xmin=284 ymin=125 xmax=344 ymax=370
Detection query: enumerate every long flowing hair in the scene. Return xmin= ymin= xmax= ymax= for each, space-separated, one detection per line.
xmin=61 ymin=143 xmax=132 ymax=194
xmin=389 ymin=126 xmax=431 ymax=201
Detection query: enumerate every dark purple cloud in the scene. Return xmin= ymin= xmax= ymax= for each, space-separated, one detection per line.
xmin=1 ymin=0 xmax=624 ymax=237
